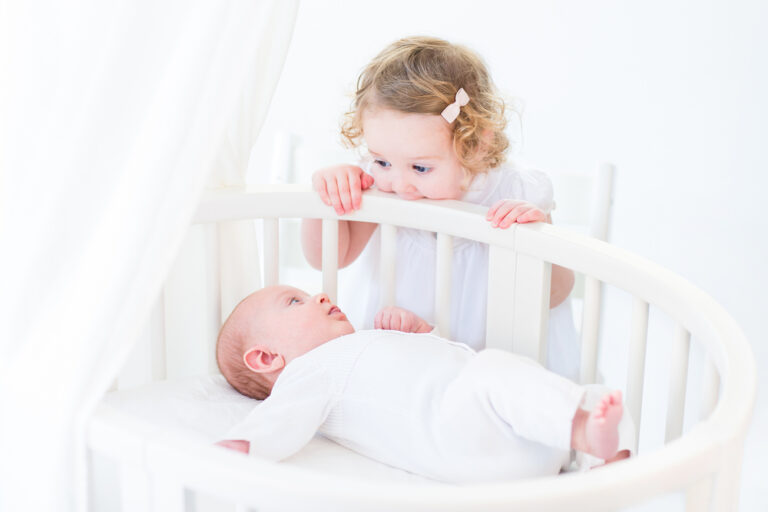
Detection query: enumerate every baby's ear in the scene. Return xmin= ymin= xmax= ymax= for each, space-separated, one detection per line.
xmin=243 ymin=346 xmax=285 ymax=374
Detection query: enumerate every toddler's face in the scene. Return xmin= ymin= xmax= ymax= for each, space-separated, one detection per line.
xmin=362 ymin=108 xmax=466 ymax=200
xmin=247 ymin=285 xmax=354 ymax=362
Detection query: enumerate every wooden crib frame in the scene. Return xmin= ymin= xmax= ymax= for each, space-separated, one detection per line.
xmin=88 ymin=185 xmax=756 ymax=511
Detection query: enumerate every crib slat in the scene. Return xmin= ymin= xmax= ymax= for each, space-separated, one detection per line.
xmin=685 ymin=475 xmax=713 ymax=511
xmin=486 ymin=246 xmax=516 ymax=351
xmin=579 ymin=275 xmax=602 ymax=384
xmin=512 ymin=253 xmax=551 ymax=364
xmin=120 ymin=464 xmax=153 ymax=512
xmin=380 ymin=224 xmax=397 ymax=308
xmin=590 ymin=162 xmax=616 ymax=241
xmin=263 ymin=218 xmax=279 ymax=287
xmin=626 ymin=298 xmax=649 ymax=449
xmin=701 ymin=358 xmax=720 ymax=420
xmin=711 ymin=448 xmax=744 ymax=511
xmin=151 ymin=474 xmax=186 ymax=512
xmin=434 ymin=233 xmax=453 ymax=338
xmin=665 ymin=325 xmax=691 ymax=443
xmin=322 ymin=219 xmax=339 ymax=303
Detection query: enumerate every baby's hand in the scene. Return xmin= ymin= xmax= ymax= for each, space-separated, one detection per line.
xmin=375 ymin=307 xmax=432 ymax=334
xmin=215 ymin=439 xmax=250 ymax=454
xmin=312 ymin=165 xmax=376 ymax=215
xmin=486 ymin=199 xmax=547 ymax=228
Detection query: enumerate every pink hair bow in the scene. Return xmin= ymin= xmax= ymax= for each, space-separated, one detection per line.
xmin=440 ymin=88 xmax=470 ymax=123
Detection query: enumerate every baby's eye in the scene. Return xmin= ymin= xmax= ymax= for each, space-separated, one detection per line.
xmin=412 ymin=164 xmax=432 ymax=174
xmin=374 ymin=159 xmax=391 ymax=169
xmin=289 ymin=297 xmax=300 ymax=305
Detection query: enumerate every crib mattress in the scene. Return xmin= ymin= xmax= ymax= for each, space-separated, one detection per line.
xmin=101 ymin=375 xmax=438 ymax=484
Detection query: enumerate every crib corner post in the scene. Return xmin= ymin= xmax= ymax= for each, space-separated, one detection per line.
xmin=710 ymin=445 xmax=745 ymax=512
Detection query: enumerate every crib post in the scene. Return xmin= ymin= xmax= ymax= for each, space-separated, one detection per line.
xmin=579 ymin=275 xmax=602 ymax=384
xmin=665 ymin=325 xmax=691 ymax=443
xmin=434 ymin=233 xmax=453 ymax=338
xmin=710 ymin=447 xmax=745 ymax=511
xmin=263 ymin=218 xmax=279 ymax=287
xmin=486 ymin=246 xmax=516 ymax=352
xmin=626 ymin=297 xmax=649 ymax=452
xmin=685 ymin=474 xmax=713 ymax=511
xmin=322 ymin=219 xmax=339 ymax=302
xmin=701 ymin=358 xmax=720 ymax=420
xmin=486 ymin=245 xmax=550 ymax=363
xmin=512 ymin=253 xmax=551 ymax=364
xmin=151 ymin=474 xmax=186 ymax=512
xmin=120 ymin=463 xmax=153 ymax=512
xmin=379 ymin=224 xmax=397 ymax=308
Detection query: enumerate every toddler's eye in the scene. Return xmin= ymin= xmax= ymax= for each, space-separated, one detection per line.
xmin=413 ymin=164 xmax=432 ymax=174
xmin=374 ymin=159 xmax=391 ymax=169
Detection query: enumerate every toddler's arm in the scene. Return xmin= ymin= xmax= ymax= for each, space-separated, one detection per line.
xmin=301 ymin=164 xmax=378 ymax=269
xmin=485 ymin=200 xmax=575 ymax=307
xmin=374 ymin=306 xmax=433 ymax=334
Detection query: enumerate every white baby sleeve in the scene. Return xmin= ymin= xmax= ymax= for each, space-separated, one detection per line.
xmin=223 ymin=363 xmax=333 ymax=461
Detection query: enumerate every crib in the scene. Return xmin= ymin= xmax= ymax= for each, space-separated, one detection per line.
xmin=87 ymin=184 xmax=756 ymax=511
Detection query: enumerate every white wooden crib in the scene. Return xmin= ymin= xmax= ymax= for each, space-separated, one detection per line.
xmin=87 ymin=184 xmax=756 ymax=511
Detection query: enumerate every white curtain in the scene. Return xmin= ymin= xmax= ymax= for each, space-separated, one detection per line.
xmin=0 ymin=1 xmax=298 ymax=510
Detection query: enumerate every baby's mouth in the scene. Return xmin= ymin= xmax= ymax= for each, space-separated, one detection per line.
xmin=328 ymin=306 xmax=346 ymax=319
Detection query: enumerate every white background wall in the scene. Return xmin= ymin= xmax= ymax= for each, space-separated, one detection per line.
xmin=251 ymin=1 xmax=767 ymax=509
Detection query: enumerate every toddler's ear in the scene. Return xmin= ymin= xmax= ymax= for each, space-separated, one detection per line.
xmin=243 ymin=347 xmax=285 ymax=374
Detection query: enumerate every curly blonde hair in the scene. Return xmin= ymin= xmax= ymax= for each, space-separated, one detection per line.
xmin=341 ymin=36 xmax=509 ymax=177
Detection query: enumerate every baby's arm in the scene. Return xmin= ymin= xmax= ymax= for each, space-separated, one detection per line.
xmin=217 ymin=366 xmax=332 ymax=460
xmin=486 ymin=201 xmax=575 ymax=308
xmin=374 ymin=306 xmax=433 ymax=334
xmin=301 ymin=164 xmax=379 ymax=269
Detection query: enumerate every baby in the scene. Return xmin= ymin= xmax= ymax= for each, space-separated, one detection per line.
xmin=215 ymin=285 xmax=625 ymax=483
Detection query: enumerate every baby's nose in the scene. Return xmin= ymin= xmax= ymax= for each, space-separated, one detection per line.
xmin=314 ymin=293 xmax=330 ymax=304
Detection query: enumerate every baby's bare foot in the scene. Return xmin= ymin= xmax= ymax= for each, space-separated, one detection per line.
xmin=585 ymin=391 xmax=623 ymax=460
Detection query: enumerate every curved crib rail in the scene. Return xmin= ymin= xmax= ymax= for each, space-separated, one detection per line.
xmin=91 ymin=185 xmax=756 ymax=511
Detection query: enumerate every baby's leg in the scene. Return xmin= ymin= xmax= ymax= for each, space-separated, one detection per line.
xmin=571 ymin=390 xmax=623 ymax=460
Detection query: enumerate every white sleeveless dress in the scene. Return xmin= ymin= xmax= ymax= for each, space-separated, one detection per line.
xmin=339 ymin=162 xmax=580 ymax=381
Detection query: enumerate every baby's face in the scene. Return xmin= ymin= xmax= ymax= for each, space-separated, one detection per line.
xmin=247 ymin=285 xmax=354 ymax=362
xmin=363 ymin=107 xmax=467 ymax=201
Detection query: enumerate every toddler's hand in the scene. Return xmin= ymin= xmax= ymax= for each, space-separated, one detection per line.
xmin=312 ymin=165 xmax=375 ymax=215
xmin=375 ymin=307 xmax=432 ymax=334
xmin=486 ymin=199 xmax=547 ymax=228
xmin=215 ymin=439 xmax=250 ymax=454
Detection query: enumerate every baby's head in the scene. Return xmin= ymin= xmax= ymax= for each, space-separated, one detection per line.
xmin=341 ymin=36 xmax=509 ymax=186
xmin=216 ymin=285 xmax=354 ymax=399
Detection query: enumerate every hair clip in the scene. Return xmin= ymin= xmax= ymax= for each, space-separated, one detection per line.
xmin=441 ymin=88 xmax=470 ymax=123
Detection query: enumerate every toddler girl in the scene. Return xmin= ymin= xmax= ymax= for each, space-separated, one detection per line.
xmin=301 ymin=36 xmax=579 ymax=380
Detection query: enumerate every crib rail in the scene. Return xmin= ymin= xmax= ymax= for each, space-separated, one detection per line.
xmin=97 ymin=184 xmax=755 ymax=512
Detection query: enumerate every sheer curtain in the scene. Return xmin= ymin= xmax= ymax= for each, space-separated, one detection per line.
xmin=0 ymin=1 xmax=298 ymax=510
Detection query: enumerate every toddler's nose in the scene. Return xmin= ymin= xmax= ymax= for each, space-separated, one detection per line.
xmin=391 ymin=171 xmax=413 ymax=196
